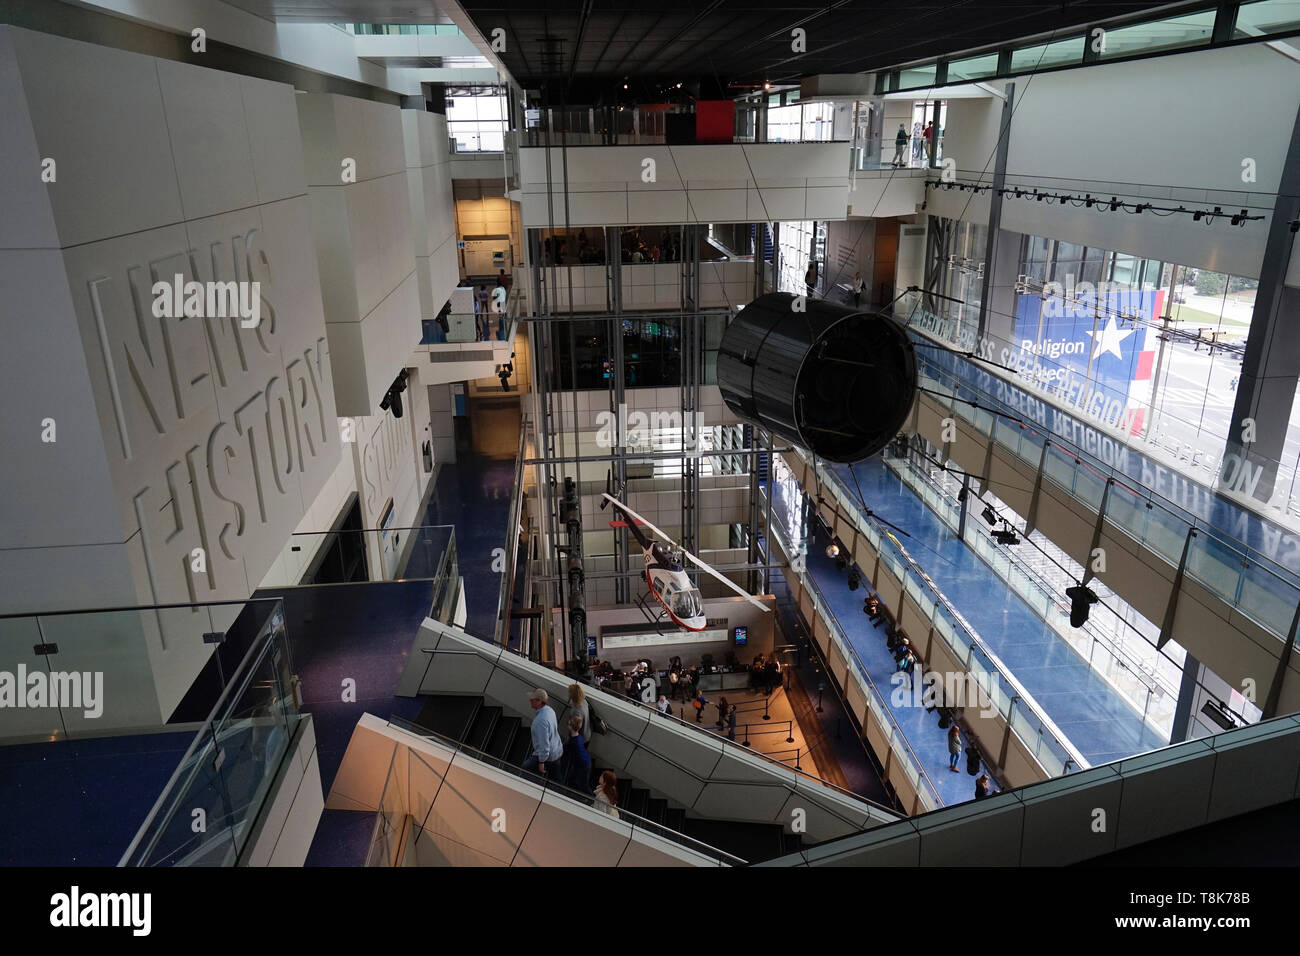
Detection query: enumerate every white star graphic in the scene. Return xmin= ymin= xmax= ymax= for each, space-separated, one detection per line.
xmin=1084 ymin=317 xmax=1135 ymax=360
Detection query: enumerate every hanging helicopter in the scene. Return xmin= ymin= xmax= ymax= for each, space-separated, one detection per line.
xmin=600 ymin=491 xmax=771 ymax=632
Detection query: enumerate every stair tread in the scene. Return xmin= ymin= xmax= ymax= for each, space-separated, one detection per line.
xmin=465 ymin=706 xmax=501 ymax=752
xmin=486 ymin=719 xmax=518 ymax=760
xmin=414 ymin=694 xmax=482 ymax=743
xmin=645 ymin=798 xmax=668 ymax=825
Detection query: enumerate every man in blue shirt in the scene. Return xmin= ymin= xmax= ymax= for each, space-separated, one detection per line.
xmin=523 ymin=688 xmax=564 ymax=778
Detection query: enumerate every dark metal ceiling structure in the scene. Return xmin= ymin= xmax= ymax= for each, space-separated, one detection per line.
xmin=456 ymin=0 xmax=1189 ymax=97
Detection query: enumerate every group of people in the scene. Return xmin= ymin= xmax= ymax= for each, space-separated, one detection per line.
xmin=472 ymin=269 xmax=511 ymax=342
xmin=522 ymin=685 xmax=620 ymax=815
xmin=891 ymin=120 xmax=938 ymax=167
xmin=622 ymin=226 xmax=681 ymax=264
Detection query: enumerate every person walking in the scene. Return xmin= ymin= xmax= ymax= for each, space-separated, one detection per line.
xmin=947 ymin=723 xmax=963 ymax=772
xmin=852 ymin=271 xmax=864 ymax=308
xmin=892 ymin=124 xmax=908 ymax=166
xmin=593 ymin=770 xmax=619 ymax=816
xmin=691 ymin=688 xmax=710 ymax=723
xmin=561 ymin=713 xmax=592 ymax=792
xmin=922 ymin=121 xmax=934 ymax=163
xmin=568 ymin=683 xmax=591 ymax=744
xmin=522 ymin=688 xmax=564 ymax=779
xmin=725 ymin=705 xmax=738 ymax=742
xmin=715 ymin=696 xmax=730 ymax=729
xmin=911 ymin=120 xmax=922 ymax=162
xmin=475 ymin=284 xmax=490 ymax=340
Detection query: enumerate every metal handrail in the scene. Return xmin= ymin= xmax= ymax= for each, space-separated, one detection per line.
xmin=495 ymin=413 xmax=531 ymax=647
xmin=807 ymin=454 xmax=1090 ymax=773
xmin=896 ymin=456 xmax=1177 ymax=702
xmin=761 ymin=498 xmax=944 ymax=800
xmin=418 ymin=641 xmax=900 ymax=820
xmin=908 ymin=312 xmax=1300 ymax=592
xmin=119 ymin=599 xmax=289 ymax=866
xmin=386 ymin=714 xmax=747 ymax=866
xmin=781 ymin=534 xmax=945 ymax=807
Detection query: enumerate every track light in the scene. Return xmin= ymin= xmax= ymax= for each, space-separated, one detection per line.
xmin=847 ymin=568 xmax=861 ymax=591
xmin=1200 ymin=698 xmax=1240 ymax=731
xmin=957 ymin=487 xmax=968 ymax=503
xmin=1231 ymin=209 xmax=1247 ymax=226
xmin=991 ymin=527 xmax=1019 ymax=546
xmin=1065 ymin=584 xmax=1098 ymax=628
xmin=981 ymin=505 xmax=998 ymax=527
xmin=1109 ymin=197 xmax=1119 ymax=211
xmin=825 ymin=543 xmax=840 ymax=559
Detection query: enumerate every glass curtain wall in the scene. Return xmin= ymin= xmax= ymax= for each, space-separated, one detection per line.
xmin=921 ymin=219 xmax=1298 ymax=515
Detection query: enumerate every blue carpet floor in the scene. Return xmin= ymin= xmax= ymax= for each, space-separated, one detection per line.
xmin=293 ymin=452 xmax=517 ymax=865
xmin=785 ymin=457 xmax=1166 ymax=772
xmin=0 ymin=731 xmax=194 ymax=866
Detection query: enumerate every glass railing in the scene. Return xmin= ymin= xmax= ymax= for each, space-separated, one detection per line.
xmin=344 ymin=23 xmax=464 ymax=36
xmin=801 ymin=453 xmax=1086 ymax=777
xmin=770 ymin=521 xmax=944 ymax=810
xmin=416 ymin=638 xmax=900 ymax=827
xmin=117 ymin=599 xmax=299 ymax=866
xmin=904 ymin=305 xmax=1300 ymax=643
xmin=891 ymin=455 xmax=1179 ymax=737
xmin=381 ymin=714 xmax=747 ymax=865
xmin=421 ymin=284 xmax=521 ymax=345
xmin=261 ymin=525 xmax=456 ymax=594
xmin=496 ymin=415 xmax=531 ymax=648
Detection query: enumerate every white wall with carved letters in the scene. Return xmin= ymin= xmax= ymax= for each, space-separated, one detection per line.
xmin=0 ymin=27 xmax=341 ymax=721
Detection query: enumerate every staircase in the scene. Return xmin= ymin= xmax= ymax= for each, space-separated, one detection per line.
xmin=413 ymin=694 xmax=803 ymax=864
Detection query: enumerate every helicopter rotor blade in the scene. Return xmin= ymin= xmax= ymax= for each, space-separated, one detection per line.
xmin=600 ymin=493 xmax=676 ymax=546
xmin=680 ymin=549 xmax=771 ymax=612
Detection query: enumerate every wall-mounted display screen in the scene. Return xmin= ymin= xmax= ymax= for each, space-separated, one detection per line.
xmin=734 ymin=626 xmax=748 ymax=646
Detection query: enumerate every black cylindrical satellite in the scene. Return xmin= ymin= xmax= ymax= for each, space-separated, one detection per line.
xmin=716 ymin=293 xmax=917 ymax=462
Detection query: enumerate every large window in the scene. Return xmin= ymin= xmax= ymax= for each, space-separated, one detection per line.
xmin=1097 ymin=9 xmax=1216 ymax=58
xmin=1235 ymin=0 xmax=1300 ymax=36
xmin=1009 ymin=35 xmax=1085 ymax=72
xmin=447 ymin=91 xmax=506 ymax=152
xmin=946 ymin=53 xmax=999 ymax=82
xmin=767 ymin=101 xmax=835 ymax=142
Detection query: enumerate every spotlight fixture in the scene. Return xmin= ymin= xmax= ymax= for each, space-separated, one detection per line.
xmin=991 ymin=527 xmax=1020 ymax=546
xmin=834 ymin=556 xmax=848 ymax=573
xmin=1109 ymin=196 xmax=1119 ymax=211
xmin=825 ymin=542 xmax=840 ymax=559
xmin=1064 ymin=584 xmax=1098 ymax=628
xmin=957 ymin=486 xmax=968 ymax=503
xmin=847 ymin=568 xmax=861 ymax=591
xmin=1192 ymin=209 xmax=1203 ymax=222
xmin=764 ymin=81 xmax=771 ymax=91
xmin=1199 ymin=698 xmax=1240 ymax=731
xmin=1231 ymin=209 xmax=1247 ymax=226
xmin=981 ymin=505 xmax=998 ymax=527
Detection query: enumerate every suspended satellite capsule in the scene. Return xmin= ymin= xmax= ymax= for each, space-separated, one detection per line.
xmin=716 ymin=292 xmax=917 ymax=463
